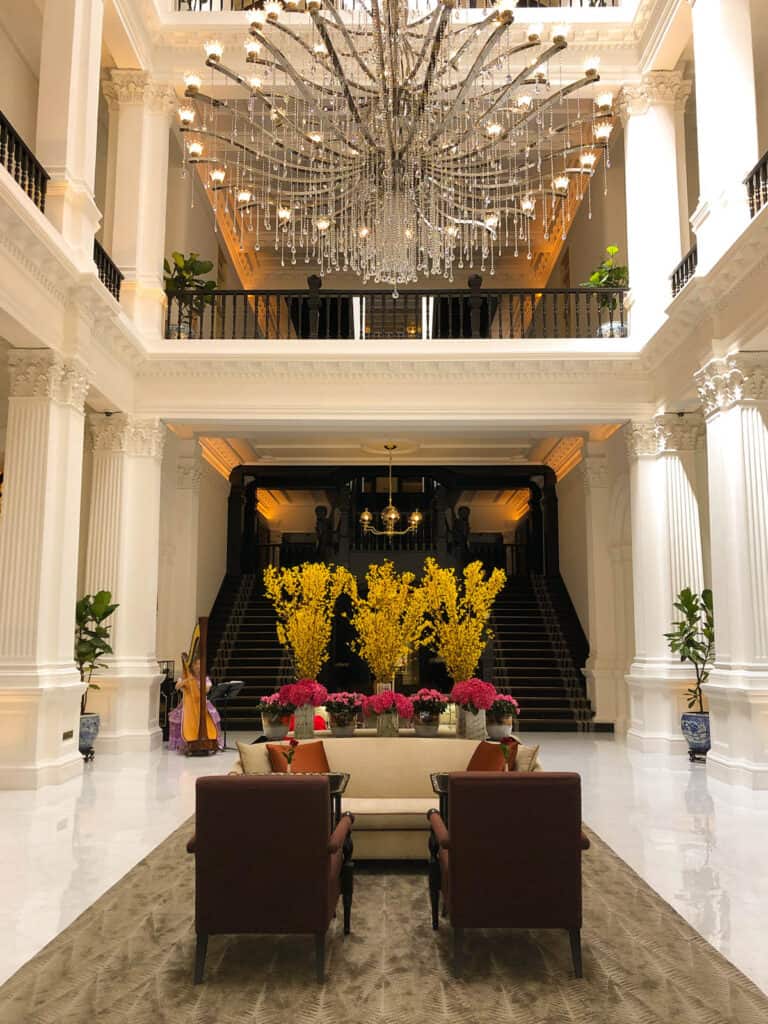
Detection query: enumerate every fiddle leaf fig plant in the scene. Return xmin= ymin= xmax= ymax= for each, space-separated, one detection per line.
xmin=163 ymin=251 xmax=217 ymax=332
xmin=75 ymin=590 xmax=119 ymax=715
xmin=581 ymin=245 xmax=629 ymax=311
xmin=664 ymin=587 xmax=715 ymax=714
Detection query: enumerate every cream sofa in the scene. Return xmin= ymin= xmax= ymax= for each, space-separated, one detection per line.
xmin=230 ymin=736 xmax=540 ymax=860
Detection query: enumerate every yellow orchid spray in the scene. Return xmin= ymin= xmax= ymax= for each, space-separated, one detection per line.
xmin=263 ymin=562 xmax=356 ymax=680
xmin=349 ymin=561 xmax=430 ymax=691
xmin=421 ymin=558 xmax=506 ymax=683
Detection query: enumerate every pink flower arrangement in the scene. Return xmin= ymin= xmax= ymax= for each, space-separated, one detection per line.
xmin=364 ymin=690 xmax=415 ymax=720
xmin=450 ymin=678 xmax=497 ymax=714
xmin=412 ymin=688 xmax=450 ymax=714
xmin=325 ymin=691 xmax=365 ymax=715
xmin=258 ymin=692 xmax=294 ymax=718
xmin=278 ymin=679 xmax=328 ymax=709
xmin=489 ymin=693 xmax=520 ymax=722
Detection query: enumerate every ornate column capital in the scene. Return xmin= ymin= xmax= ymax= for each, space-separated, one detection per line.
xmin=617 ymin=71 xmax=692 ymax=122
xmin=580 ymin=456 xmax=609 ymax=493
xmin=656 ymin=412 xmax=704 ymax=453
xmin=103 ymin=70 xmax=177 ymax=117
xmin=88 ymin=414 xmax=166 ymax=459
xmin=625 ymin=420 xmax=664 ymax=458
xmin=177 ymin=455 xmax=202 ymax=492
xmin=7 ymin=350 xmax=89 ymax=413
xmin=695 ymin=353 xmax=768 ymax=418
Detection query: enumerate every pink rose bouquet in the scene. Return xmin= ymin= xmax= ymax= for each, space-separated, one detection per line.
xmin=258 ymin=692 xmax=293 ymax=719
xmin=278 ymin=679 xmax=328 ymax=709
xmin=364 ymin=690 xmax=414 ymax=720
xmin=488 ymin=693 xmax=520 ymax=723
xmin=325 ymin=691 xmax=366 ymax=715
xmin=412 ymin=688 xmax=450 ymax=715
xmin=450 ymin=678 xmax=497 ymax=714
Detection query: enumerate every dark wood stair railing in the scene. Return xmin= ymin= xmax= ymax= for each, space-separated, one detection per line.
xmin=745 ymin=149 xmax=768 ymax=219
xmin=0 ymin=110 xmax=49 ymax=213
xmin=671 ymin=244 xmax=698 ymax=298
xmin=93 ymin=239 xmax=124 ymax=301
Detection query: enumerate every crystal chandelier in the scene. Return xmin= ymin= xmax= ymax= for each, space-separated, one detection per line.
xmin=179 ymin=1 xmax=613 ymax=288
xmin=359 ymin=444 xmax=423 ymax=536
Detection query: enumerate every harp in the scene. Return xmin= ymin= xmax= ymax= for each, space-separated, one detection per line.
xmin=181 ymin=618 xmax=218 ymax=755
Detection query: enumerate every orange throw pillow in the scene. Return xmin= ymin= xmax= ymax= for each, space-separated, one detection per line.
xmin=267 ymin=740 xmax=330 ymax=774
xmin=466 ymin=740 xmax=518 ymax=771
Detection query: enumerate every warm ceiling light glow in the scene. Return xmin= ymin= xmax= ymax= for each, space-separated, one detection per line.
xmin=187 ymin=141 xmax=203 ymax=158
xmin=551 ymin=24 xmax=568 ymax=45
xmin=245 ymin=39 xmax=261 ymax=61
xmin=184 ymin=73 xmax=201 ymax=94
xmin=178 ymin=106 xmax=195 ymax=126
xmin=203 ymin=40 xmax=223 ymax=62
xmin=526 ymin=24 xmax=543 ymax=44
xmin=553 ymin=174 xmax=569 ymax=192
xmin=210 ymin=167 xmax=226 ymax=184
xmin=485 ymin=122 xmax=503 ymax=139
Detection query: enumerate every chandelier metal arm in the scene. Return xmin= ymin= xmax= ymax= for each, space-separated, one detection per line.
xmin=369 ymin=0 xmax=396 ymax=161
xmin=316 ymin=4 xmax=379 ymax=84
xmin=396 ymin=6 xmax=452 ymax=156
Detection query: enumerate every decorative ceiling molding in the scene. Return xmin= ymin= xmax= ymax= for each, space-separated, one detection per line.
xmin=199 ymin=437 xmax=241 ymax=478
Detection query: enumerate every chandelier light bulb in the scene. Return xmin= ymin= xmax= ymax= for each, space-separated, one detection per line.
xmin=237 ymin=189 xmax=253 ymax=204
xmin=184 ymin=73 xmax=201 ymax=94
xmin=277 ymin=206 xmax=292 ymax=221
xmin=313 ymin=43 xmax=328 ymax=56
xmin=306 ymin=0 xmax=322 ymax=10
xmin=247 ymin=9 xmax=267 ymax=27
xmin=178 ymin=107 xmax=195 ymax=127
xmin=315 ymin=215 xmax=332 ymax=232
xmin=249 ymin=75 xmax=262 ymax=90
xmin=203 ymin=40 xmax=223 ymax=62
xmin=446 ymin=224 xmax=459 ymax=238
xmin=408 ymin=509 xmax=423 ymax=528
xmin=483 ymin=213 xmax=500 ymax=230
xmin=494 ymin=0 xmax=516 ymax=25
xmin=264 ymin=0 xmax=282 ymax=23
xmin=553 ymin=174 xmax=569 ymax=192
xmin=526 ymin=23 xmax=543 ymax=44
xmin=516 ymin=94 xmax=533 ymax=111
xmin=579 ymin=151 xmax=597 ymax=172
xmin=283 ymin=0 xmax=300 ymax=8
xmin=596 ymin=92 xmax=613 ymax=114
xmin=187 ymin=141 xmax=203 ymax=158
xmin=404 ymin=227 xmax=414 ymax=240
xmin=308 ymin=131 xmax=323 ymax=144
xmin=209 ymin=168 xmax=226 ymax=184
xmin=520 ymin=195 xmax=535 ymax=215
xmin=358 ymin=226 xmax=370 ymax=239
xmin=552 ymin=24 xmax=568 ymax=45
xmin=584 ymin=55 xmax=600 ymax=78
xmin=485 ymin=122 xmax=503 ymax=140
xmin=245 ymin=39 xmax=262 ymax=61
xmin=594 ymin=120 xmax=614 ymax=142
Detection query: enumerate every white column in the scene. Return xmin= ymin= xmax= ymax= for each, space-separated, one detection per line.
xmin=102 ymin=71 xmax=176 ymax=335
xmin=625 ymin=415 xmax=706 ymax=752
xmin=168 ymin=443 xmax=202 ymax=663
xmin=690 ymin=0 xmax=758 ymax=272
xmin=35 ymin=0 xmax=104 ymax=263
xmin=0 ymin=351 xmax=89 ymax=788
xmin=619 ymin=72 xmax=692 ymax=339
xmin=580 ymin=448 xmax=619 ymax=725
xmin=83 ymin=414 xmax=166 ymax=752
xmin=695 ymin=354 xmax=768 ymax=788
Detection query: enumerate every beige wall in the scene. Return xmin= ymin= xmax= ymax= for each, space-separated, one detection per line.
xmin=752 ymin=0 xmax=768 ymax=155
xmin=557 ymin=467 xmax=589 ymax=633
xmin=0 ymin=17 xmax=39 ymax=145
xmin=197 ymin=461 xmax=229 ymax=617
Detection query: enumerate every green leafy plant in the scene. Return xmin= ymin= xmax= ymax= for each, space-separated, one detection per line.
xmin=664 ymin=587 xmax=714 ymax=714
xmin=163 ymin=251 xmax=217 ymax=334
xmin=75 ymin=591 xmax=119 ymax=715
xmin=581 ymin=245 xmax=629 ymax=311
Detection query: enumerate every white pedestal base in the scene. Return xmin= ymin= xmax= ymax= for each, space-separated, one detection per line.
xmin=0 ymin=676 xmax=84 ymax=789
xmin=705 ymin=678 xmax=768 ymax=790
xmin=88 ymin=670 xmax=163 ymax=754
xmin=626 ymin=668 xmax=693 ymax=754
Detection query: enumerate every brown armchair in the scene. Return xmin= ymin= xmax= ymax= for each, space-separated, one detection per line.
xmin=427 ymin=771 xmax=590 ymax=978
xmin=188 ymin=775 xmax=354 ymax=984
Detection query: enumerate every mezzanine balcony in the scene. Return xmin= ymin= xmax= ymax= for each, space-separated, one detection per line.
xmin=172 ymin=1 xmax=623 ymax=10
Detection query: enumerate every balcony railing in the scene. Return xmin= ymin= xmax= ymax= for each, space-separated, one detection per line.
xmin=165 ymin=280 xmax=628 ymax=340
xmin=671 ymin=244 xmax=698 ymax=298
xmin=173 ymin=1 xmax=621 ymax=9
xmin=745 ymin=150 xmax=768 ymax=219
xmin=93 ymin=239 xmax=124 ymax=301
xmin=0 ymin=111 xmax=49 ymax=213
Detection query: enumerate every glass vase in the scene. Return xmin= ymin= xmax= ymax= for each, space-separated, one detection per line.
xmin=376 ymin=712 xmax=399 ymax=737
xmin=294 ymin=705 xmax=314 ymax=739
xmin=458 ymin=708 xmax=486 ymax=740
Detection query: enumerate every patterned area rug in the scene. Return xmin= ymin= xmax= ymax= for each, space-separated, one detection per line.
xmin=2 ymin=821 xmax=766 ymax=1024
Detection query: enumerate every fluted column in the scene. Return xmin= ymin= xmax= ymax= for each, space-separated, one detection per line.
xmin=102 ymin=71 xmax=176 ymax=335
xmin=580 ymin=448 xmax=619 ymax=725
xmin=83 ymin=414 xmax=166 ymax=752
xmin=625 ymin=414 xmax=706 ymax=752
xmin=618 ymin=72 xmax=692 ymax=339
xmin=35 ymin=0 xmax=104 ymax=262
xmin=690 ymin=0 xmax=758 ymax=272
xmin=695 ymin=353 xmax=768 ymax=788
xmin=168 ymin=443 xmax=202 ymax=665
xmin=0 ymin=350 xmax=89 ymax=788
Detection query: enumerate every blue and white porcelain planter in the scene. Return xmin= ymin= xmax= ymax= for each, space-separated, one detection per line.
xmin=681 ymin=712 xmax=710 ymax=762
xmin=79 ymin=713 xmax=100 ymax=762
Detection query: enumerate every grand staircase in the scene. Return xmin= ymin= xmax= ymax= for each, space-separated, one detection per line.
xmin=491 ymin=577 xmax=602 ymax=732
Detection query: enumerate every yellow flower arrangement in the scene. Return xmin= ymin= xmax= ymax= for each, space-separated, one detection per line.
xmin=263 ymin=562 xmax=355 ymax=680
xmin=421 ymin=557 xmax=506 ymax=683
xmin=349 ymin=561 xmax=430 ymax=691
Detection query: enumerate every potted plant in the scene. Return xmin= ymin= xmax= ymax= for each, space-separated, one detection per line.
xmin=363 ymin=691 xmax=414 ymax=737
xmin=580 ymin=245 xmax=629 ymax=338
xmin=74 ymin=590 xmax=118 ymax=761
xmin=449 ymin=678 xmax=497 ymax=740
xmin=163 ymin=251 xmax=217 ymax=339
xmin=411 ymin=688 xmax=449 ymax=737
xmin=664 ymin=587 xmax=715 ymax=762
xmin=487 ymin=693 xmax=520 ymax=740
xmin=278 ymin=679 xmax=328 ymax=739
xmin=325 ymin=692 xmax=365 ymax=737
xmin=257 ymin=692 xmax=294 ymax=740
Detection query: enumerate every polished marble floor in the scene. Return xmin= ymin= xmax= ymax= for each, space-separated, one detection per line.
xmin=2 ymin=733 xmax=768 ymax=993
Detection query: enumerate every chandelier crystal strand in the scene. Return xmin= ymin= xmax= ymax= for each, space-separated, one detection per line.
xmin=179 ymin=1 xmax=612 ymax=288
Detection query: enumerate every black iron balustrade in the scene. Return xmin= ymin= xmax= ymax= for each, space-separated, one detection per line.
xmin=93 ymin=239 xmax=124 ymax=301
xmin=745 ymin=150 xmax=768 ymax=219
xmin=174 ymin=0 xmax=621 ymax=8
xmin=0 ymin=111 xmax=49 ymax=213
xmin=175 ymin=0 xmax=258 ymax=9
xmin=165 ymin=281 xmax=628 ymax=341
xmin=671 ymin=244 xmax=698 ymax=298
